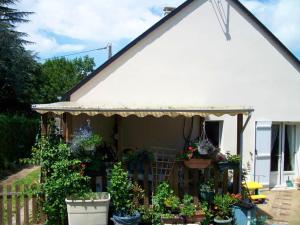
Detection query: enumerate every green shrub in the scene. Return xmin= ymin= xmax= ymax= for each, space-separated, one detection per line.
xmin=152 ymin=182 xmax=174 ymax=224
xmin=24 ymin=137 xmax=90 ymax=225
xmin=180 ymin=194 xmax=196 ymax=217
xmin=0 ymin=114 xmax=39 ymax=171
xmin=107 ymin=162 xmax=134 ymax=216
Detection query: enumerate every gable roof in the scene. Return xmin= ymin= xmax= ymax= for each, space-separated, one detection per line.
xmin=63 ymin=0 xmax=300 ymax=100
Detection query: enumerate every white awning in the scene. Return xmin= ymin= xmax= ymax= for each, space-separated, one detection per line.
xmin=32 ymin=102 xmax=253 ymax=117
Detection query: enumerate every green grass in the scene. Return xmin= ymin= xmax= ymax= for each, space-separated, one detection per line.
xmin=13 ymin=168 xmax=41 ymax=187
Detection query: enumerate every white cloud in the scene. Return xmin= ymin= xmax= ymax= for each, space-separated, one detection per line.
xmin=15 ymin=0 xmax=184 ymax=55
xmin=15 ymin=0 xmax=300 ymax=58
xmin=242 ymin=0 xmax=300 ymax=53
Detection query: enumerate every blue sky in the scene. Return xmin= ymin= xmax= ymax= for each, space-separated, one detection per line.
xmin=16 ymin=0 xmax=300 ymax=67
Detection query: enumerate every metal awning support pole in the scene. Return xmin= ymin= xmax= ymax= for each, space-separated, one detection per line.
xmin=238 ymin=112 xmax=252 ymax=193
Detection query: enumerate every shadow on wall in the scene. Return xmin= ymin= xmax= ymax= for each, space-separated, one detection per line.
xmin=210 ymin=0 xmax=231 ymax=41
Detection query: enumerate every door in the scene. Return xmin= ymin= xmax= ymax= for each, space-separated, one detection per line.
xmin=270 ymin=124 xmax=296 ymax=187
xmin=254 ymin=122 xmax=272 ymax=186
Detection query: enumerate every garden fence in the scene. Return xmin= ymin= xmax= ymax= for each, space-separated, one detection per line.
xmin=0 ymin=184 xmax=45 ymax=225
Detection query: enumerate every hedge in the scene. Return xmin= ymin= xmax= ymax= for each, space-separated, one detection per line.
xmin=0 ymin=114 xmax=39 ymax=170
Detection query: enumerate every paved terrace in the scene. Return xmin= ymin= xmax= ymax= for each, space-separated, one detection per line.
xmin=257 ymin=190 xmax=300 ymax=225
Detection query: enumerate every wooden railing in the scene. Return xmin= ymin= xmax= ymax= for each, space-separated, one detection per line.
xmin=0 ymin=184 xmax=44 ymax=225
xmin=127 ymin=161 xmax=237 ymax=206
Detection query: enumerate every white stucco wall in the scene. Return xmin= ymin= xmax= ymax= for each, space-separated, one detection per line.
xmin=69 ymin=0 xmax=300 ymax=182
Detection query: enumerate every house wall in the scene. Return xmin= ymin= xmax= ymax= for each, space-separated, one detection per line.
xmin=69 ymin=0 xmax=300 ymax=185
xmin=122 ymin=116 xmax=200 ymax=151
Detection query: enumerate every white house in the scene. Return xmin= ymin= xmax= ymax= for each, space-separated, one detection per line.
xmin=33 ymin=0 xmax=300 ymax=189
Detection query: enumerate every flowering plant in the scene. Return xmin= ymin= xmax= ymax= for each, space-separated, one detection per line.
xmin=177 ymin=139 xmax=219 ymax=160
xmin=71 ymin=127 xmax=102 ymax=152
xmin=176 ymin=145 xmax=198 ymax=160
xmin=197 ymin=139 xmax=217 ymax=155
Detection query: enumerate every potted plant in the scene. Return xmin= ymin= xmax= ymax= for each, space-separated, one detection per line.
xmin=180 ymin=194 xmax=205 ymax=223
xmin=71 ymin=127 xmax=102 ymax=152
xmin=199 ymin=180 xmax=215 ymax=204
xmin=122 ymin=148 xmax=154 ymax=174
xmin=160 ymin=213 xmax=184 ymax=224
xmin=197 ymin=139 xmax=216 ymax=156
xmin=66 ymin=192 xmax=110 ymax=225
xmin=139 ymin=205 xmax=154 ymax=225
xmin=217 ymin=152 xmax=240 ymax=171
xmin=80 ymin=134 xmax=102 ymax=151
xmin=178 ymin=146 xmax=212 ymax=169
xmin=164 ymin=195 xmax=180 ymax=214
xmin=152 ymin=182 xmax=183 ymax=224
xmin=213 ymin=194 xmax=237 ymax=225
xmin=201 ymin=201 xmax=214 ymax=225
xmin=231 ymin=191 xmax=257 ymax=225
xmin=108 ymin=162 xmax=141 ymax=225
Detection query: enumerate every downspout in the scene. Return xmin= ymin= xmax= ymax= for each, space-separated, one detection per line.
xmin=239 ymin=112 xmax=252 ymax=193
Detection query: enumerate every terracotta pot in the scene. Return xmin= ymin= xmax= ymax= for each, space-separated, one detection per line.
xmin=161 ymin=216 xmax=184 ymax=224
xmin=184 ymin=159 xmax=212 ymax=169
xmin=185 ymin=214 xmax=205 ymax=223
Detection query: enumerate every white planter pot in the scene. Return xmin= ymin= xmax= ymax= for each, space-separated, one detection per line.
xmin=66 ymin=193 xmax=110 ymax=225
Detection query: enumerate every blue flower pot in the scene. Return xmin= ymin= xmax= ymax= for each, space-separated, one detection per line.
xmin=214 ymin=217 xmax=232 ymax=225
xmin=111 ymin=212 xmax=141 ymax=225
xmin=232 ymin=205 xmax=256 ymax=225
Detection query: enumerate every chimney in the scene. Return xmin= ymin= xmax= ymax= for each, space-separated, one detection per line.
xmin=163 ymin=6 xmax=175 ymax=16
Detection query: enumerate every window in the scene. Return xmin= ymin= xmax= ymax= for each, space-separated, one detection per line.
xmin=205 ymin=121 xmax=222 ymax=147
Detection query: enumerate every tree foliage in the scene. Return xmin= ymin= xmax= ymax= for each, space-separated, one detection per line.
xmin=35 ymin=56 xmax=95 ymax=103
xmin=0 ymin=0 xmax=39 ymax=113
xmin=0 ymin=0 xmax=96 ymax=110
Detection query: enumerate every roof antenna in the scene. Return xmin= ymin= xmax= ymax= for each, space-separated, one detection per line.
xmin=106 ymin=43 xmax=112 ymax=59
xmin=163 ymin=6 xmax=175 ymax=16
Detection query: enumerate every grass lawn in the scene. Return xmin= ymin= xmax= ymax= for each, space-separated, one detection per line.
xmin=13 ymin=168 xmax=40 ymax=187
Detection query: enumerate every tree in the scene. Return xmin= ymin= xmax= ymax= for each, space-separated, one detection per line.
xmin=0 ymin=0 xmax=39 ymax=113
xmin=35 ymin=56 xmax=95 ymax=103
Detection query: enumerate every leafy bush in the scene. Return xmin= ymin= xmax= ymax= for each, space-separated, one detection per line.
xmin=213 ymin=194 xmax=237 ymax=220
xmin=180 ymin=195 xmax=196 ymax=217
xmin=152 ymin=182 xmax=173 ymax=214
xmin=226 ymin=152 xmax=240 ymax=163
xmin=107 ymin=162 xmax=135 ymax=216
xmin=139 ymin=205 xmax=154 ymax=224
xmin=0 ymin=114 xmax=39 ymax=173
xmin=24 ymin=137 xmax=90 ymax=225
xmin=152 ymin=182 xmax=175 ymax=224
xmin=164 ymin=195 xmax=180 ymax=211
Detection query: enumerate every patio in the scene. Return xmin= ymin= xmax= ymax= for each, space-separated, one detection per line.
xmin=33 ymin=103 xmax=253 ymax=198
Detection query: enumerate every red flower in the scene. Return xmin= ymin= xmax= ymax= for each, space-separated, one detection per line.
xmin=80 ymin=163 xmax=86 ymax=168
xmin=188 ymin=146 xmax=196 ymax=152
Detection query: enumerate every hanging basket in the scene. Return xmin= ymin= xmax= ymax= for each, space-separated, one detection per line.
xmin=183 ymin=158 xmax=212 ymax=169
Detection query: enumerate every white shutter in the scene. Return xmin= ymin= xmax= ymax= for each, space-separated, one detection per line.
xmin=254 ymin=121 xmax=272 ymax=186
